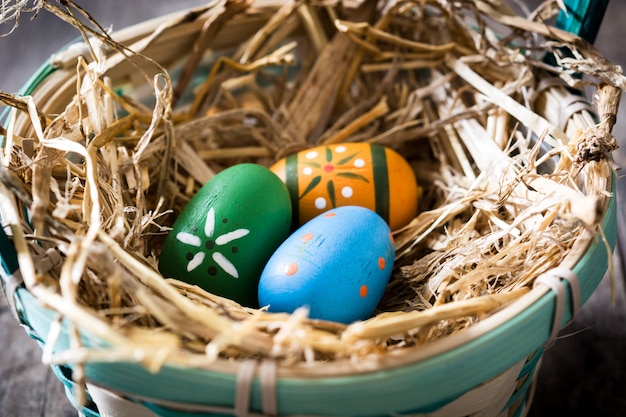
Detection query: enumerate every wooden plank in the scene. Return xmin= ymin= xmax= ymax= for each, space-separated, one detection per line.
xmin=0 ymin=295 xmax=77 ymax=416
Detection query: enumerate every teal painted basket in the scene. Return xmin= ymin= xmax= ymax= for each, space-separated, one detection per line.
xmin=0 ymin=1 xmax=619 ymax=417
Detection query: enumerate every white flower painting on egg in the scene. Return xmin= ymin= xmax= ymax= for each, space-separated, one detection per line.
xmin=175 ymin=207 xmax=249 ymax=278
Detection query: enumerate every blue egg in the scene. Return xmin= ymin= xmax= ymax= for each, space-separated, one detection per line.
xmin=258 ymin=206 xmax=395 ymax=324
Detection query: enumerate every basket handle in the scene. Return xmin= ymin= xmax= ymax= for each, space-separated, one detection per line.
xmin=556 ymin=0 xmax=609 ymax=44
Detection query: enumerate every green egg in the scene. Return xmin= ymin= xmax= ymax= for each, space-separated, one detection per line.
xmin=158 ymin=163 xmax=292 ymax=307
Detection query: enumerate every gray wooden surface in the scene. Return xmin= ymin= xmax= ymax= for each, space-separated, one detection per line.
xmin=1 ymin=1 xmax=625 ymax=416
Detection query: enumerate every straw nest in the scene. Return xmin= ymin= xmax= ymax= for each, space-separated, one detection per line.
xmin=0 ymin=0 xmax=623 ymax=373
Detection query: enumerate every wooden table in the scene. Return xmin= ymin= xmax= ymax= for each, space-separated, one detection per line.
xmin=1 ymin=1 xmax=626 ymax=416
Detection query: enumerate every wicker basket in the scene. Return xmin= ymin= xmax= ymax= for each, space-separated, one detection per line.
xmin=0 ymin=1 xmax=620 ymax=416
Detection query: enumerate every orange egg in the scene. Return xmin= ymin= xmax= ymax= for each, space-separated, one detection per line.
xmin=270 ymin=143 xmax=418 ymax=230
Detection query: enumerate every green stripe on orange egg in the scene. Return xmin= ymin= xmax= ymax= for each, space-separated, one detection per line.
xmin=383 ymin=145 xmax=419 ymax=230
xmin=370 ymin=143 xmax=390 ymax=224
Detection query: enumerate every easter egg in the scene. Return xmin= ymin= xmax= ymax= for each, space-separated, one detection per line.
xmin=270 ymin=143 xmax=418 ymax=230
xmin=159 ymin=163 xmax=292 ymax=307
xmin=258 ymin=206 xmax=395 ymax=324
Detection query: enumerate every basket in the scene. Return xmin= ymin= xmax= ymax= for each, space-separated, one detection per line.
xmin=0 ymin=1 xmax=621 ymax=416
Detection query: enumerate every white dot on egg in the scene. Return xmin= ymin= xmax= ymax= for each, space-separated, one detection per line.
xmin=305 ymin=151 xmax=318 ymax=159
xmin=303 ymin=167 xmax=313 ymax=175
xmin=342 ymin=186 xmax=353 ymax=198
xmin=354 ymin=158 xmax=366 ymax=168
xmin=315 ymin=197 xmax=327 ymax=210
xmin=335 ymin=145 xmax=347 ymax=153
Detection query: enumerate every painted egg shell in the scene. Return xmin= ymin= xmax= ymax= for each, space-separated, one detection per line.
xmin=258 ymin=206 xmax=395 ymax=324
xmin=159 ymin=163 xmax=292 ymax=307
xmin=270 ymin=143 xmax=418 ymax=231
